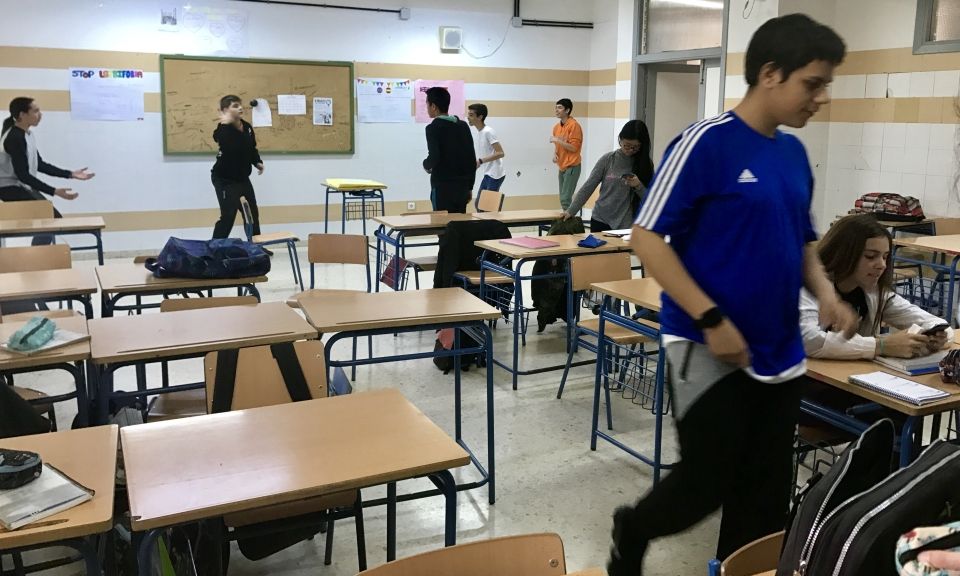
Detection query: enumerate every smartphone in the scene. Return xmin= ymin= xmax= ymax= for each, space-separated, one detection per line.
xmin=923 ymin=323 xmax=950 ymax=335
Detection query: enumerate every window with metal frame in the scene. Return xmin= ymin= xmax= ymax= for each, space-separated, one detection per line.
xmin=914 ymin=0 xmax=960 ymax=55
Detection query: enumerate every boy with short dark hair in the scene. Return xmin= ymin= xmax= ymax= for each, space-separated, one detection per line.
xmin=211 ymin=94 xmax=264 ymax=240
xmin=422 ymin=87 xmax=475 ymax=213
xmin=609 ymin=14 xmax=856 ymax=575
xmin=467 ymin=103 xmax=506 ymax=196
xmin=550 ymin=98 xmax=582 ymax=210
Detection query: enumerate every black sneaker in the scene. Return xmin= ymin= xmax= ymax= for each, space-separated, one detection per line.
xmin=608 ymin=506 xmax=646 ymax=576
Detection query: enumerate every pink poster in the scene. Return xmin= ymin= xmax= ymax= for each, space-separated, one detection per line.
xmin=414 ymin=79 xmax=465 ymax=123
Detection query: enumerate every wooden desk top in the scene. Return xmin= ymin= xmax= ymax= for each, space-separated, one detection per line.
xmin=894 ymin=234 xmax=960 ymax=255
xmin=0 ymin=425 xmax=117 ymax=548
xmin=0 ymin=315 xmax=90 ymax=370
xmin=373 ymin=213 xmax=474 ymax=231
xmin=96 ymin=262 xmax=268 ymax=294
xmin=475 ymin=233 xmax=631 ymax=259
xmin=88 ymin=302 xmax=317 ymax=364
xmin=591 ymin=278 xmax=662 ymax=311
xmin=121 ymin=389 xmax=469 ymax=531
xmin=0 ymin=217 xmax=105 ymax=234
xmin=473 ymin=209 xmax=562 ymax=224
xmin=0 ymin=268 xmax=97 ymax=302
xmin=806 ymin=357 xmax=960 ymax=417
xmin=299 ymin=287 xmax=502 ymax=333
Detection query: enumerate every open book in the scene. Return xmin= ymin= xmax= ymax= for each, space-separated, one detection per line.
xmin=875 ymin=349 xmax=949 ymax=376
xmin=0 ymin=463 xmax=93 ymax=530
xmin=849 ymin=371 xmax=950 ymax=406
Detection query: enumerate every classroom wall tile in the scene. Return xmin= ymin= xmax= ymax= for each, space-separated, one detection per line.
xmin=902 ymin=147 xmax=929 ymax=174
xmin=930 ymin=124 xmax=958 ymax=149
xmin=886 ymin=72 xmax=911 ymax=97
xmin=902 ymin=172 xmax=926 ymax=201
xmin=829 ymin=122 xmax=862 ymax=146
xmin=832 ymin=74 xmax=866 ymax=99
xmin=883 ymin=123 xmax=906 ymax=147
xmin=904 ymin=123 xmax=931 ymax=149
xmin=932 ymin=70 xmax=960 ymax=98
xmin=861 ymin=122 xmax=885 ymax=146
xmin=927 ymin=147 xmax=957 ymax=177
xmin=829 ymin=144 xmax=858 ymax=169
xmin=909 ymin=71 xmax=936 ymax=98
xmin=865 ymin=74 xmax=888 ymax=98
xmin=881 ymin=146 xmax=904 ymax=173
xmin=858 ymin=146 xmax=883 ymax=171
xmin=924 ymin=175 xmax=951 ymax=215
xmin=856 ymin=169 xmax=881 ymax=194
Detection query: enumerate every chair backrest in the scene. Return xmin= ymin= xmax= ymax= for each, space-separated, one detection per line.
xmin=568 ymin=252 xmax=632 ymax=292
xmin=159 ymin=296 xmax=258 ymax=313
xmin=933 ymin=218 xmax=960 ymax=236
xmin=203 ymin=339 xmax=327 ymax=412
xmin=307 ymin=233 xmax=370 ymax=291
xmin=238 ymin=197 xmax=254 ymax=241
xmin=0 ymin=245 xmax=71 ymax=273
xmin=0 ymin=200 xmax=54 ymax=220
xmin=720 ymin=531 xmax=784 ymax=576
xmin=476 ymin=190 xmax=504 ymax=213
xmin=358 ymin=533 xmax=566 ymax=576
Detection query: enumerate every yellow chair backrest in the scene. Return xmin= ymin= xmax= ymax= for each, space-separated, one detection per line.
xmin=568 ymin=252 xmax=632 ymax=292
xmin=0 ymin=200 xmax=54 ymax=220
xmin=307 ymin=233 xmax=368 ymax=265
xmin=0 ymin=245 xmax=71 ymax=273
xmin=720 ymin=531 xmax=784 ymax=576
xmin=476 ymin=190 xmax=504 ymax=212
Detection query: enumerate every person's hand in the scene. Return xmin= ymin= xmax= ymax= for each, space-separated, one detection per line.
xmin=552 ymin=153 xmax=558 ymax=164
xmin=623 ymin=175 xmax=641 ymax=188
xmin=54 ymin=188 xmax=78 ymax=200
xmin=476 ymin=158 xmax=482 ymax=168
xmin=561 ymin=212 xmax=572 ymax=221
xmin=71 ymin=167 xmax=94 ymax=180
xmin=927 ymin=330 xmax=949 ymax=354
xmin=549 ymin=136 xmax=557 ymax=144
xmin=919 ymin=550 xmax=960 ymax=570
xmin=704 ymin=319 xmax=750 ymax=368
xmin=879 ymin=331 xmax=933 ymax=358
xmin=819 ymin=297 xmax=859 ymax=338
xmin=255 ymin=163 xmax=264 ymax=175
xmin=218 ymin=110 xmax=233 ymax=125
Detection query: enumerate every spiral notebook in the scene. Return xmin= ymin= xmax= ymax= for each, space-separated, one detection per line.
xmin=848 ymin=371 xmax=950 ymax=406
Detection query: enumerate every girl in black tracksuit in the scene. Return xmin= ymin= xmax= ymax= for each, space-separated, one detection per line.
xmin=211 ymin=94 xmax=263 ymax=239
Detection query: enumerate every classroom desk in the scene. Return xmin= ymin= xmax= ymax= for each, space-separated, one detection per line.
xmin=0 ymin=217 xmax=106 ymax=265
xmin=588 ymin=278 xmax=672 ymax=483
xmin=0 ymin=425 xmax=118 ymax=575
xmin=893 ymin=234 xmax=960 ymax=323
xmin=805 ymin=356 xmax=960 ymax=467
xmin=122 ymin=389 xmax=469 ymax=573
xmin=475 ymin=234 xmax=632 ymax=390
xmin=0 ymin=268 xmax=96 ymax=319
xmin=87 ymin=302 xmax=317 ymax=423
xmin=473 ymin=209 xmax=563 ymax=226
xmin=323 ymin=179 xmax=387 ymax=235
xmin=95 ymin=262 xmax=267 ymax=317
xmin=0 ymin=315 xmax=92 ymax=426
xmin=298 ymin=288 xmax=501 ymax=504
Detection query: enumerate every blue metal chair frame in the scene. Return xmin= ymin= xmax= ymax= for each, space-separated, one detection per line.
xmin=240 ymin=198 xmax=304 ymax=291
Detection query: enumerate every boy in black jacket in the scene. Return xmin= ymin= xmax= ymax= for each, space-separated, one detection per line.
xmin=422 ymin=87 xmax=475 ymax=213
xmin=211 ymin=94 xmax=264 ymax=239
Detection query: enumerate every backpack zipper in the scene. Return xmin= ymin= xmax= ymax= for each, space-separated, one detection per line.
xmin=830 ymin=444 xmax=960 ymax=576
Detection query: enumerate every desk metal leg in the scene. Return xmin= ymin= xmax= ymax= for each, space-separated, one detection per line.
xmin=324 ymin=188 xmax=331 ymax=233
xmin=482 ymin=324 xmax=496 ymax=504
xmin=428 ymin=470 xmax=458 ymax=547
xmin=901 ymin=416 xmax=920 ymax=468
xmin=590 ymin=297 xmax=609 ymax=451
xmin=386 ymin=482 xmax=397 ymax=562
xmin=94 ymin=231 xmax=104 ymax=265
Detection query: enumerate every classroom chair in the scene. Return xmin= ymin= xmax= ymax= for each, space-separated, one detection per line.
xmin=475 ymin=189 xmax=504 ymax=213
xmin=403 ymin=210 xmax=449 ymax=287
xmin=557 ymin=253 xmax=654 ymax=418
xmin=894 ymin=217 xmax=960 ymax=316
xmin=359 ymin=532 xmax=566 ymax=576
xmin=0 ymin=199 xmax=55 ymax=220
xmin=205 ymin=341 xmax=366 ymax=571
xmin=707 ymin=531 xmax=783 ymax=576
xmin=239 ymin=196 xmax=304 ymax=291
xmin=146 ymin=296 xmax=258 ymax=421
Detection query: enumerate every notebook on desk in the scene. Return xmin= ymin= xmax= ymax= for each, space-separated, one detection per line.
xmin=875 ymin=350 xmax=948 ymax=376
xmin=0 ymin=464 xmax=93 ymax=530
xmin=499 ymin=237 xmax=559 ymax=249
xmin=848 ymin=371 xmax=950 ymax=406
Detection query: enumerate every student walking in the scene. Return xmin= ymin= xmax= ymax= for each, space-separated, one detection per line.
xmin=211 ymin=95 xmax=264 ymax=240
xmin=422 ymin=87 xmax=475 ymax=214
xmin=550 ymin=98 xmax=582 ymax=211
xmin=467 ymin=103 xmax=506 ymax=196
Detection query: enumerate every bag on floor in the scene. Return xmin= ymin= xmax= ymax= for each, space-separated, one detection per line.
xmin=778 ymin=419 xmax=960 ymax=576
xmin=0 ymin=382 xmax=52 ymax=439
xmin=145 ymin=237 xmax=271 ymax=279
xmin=849 ymin=192 xmax=925 ymax=222
xmin=433 ymin=328 xmax=483 ymax=374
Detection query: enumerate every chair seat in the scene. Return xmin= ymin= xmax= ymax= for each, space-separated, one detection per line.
xmin=14 ymin=385 xmax=53 ymax=409
xmin=225 ymin=489 xmax=357 ymax=527
xmin=253 ymin=232 xmax=299 ymax=244
xmin=577 ymin=318 xmax=652 ymax=345
xmin=454 ymin=270 xmax=514 ymax=285
xmin=286 ymin=288 xmax=367 ymax=308
xmin=148 ymin=388 xmax=207 ymax=421
xmin=408 ymin=255 xmax=438 ymax=271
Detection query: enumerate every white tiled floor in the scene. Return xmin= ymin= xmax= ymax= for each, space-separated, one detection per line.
xmin=11 ymin=236 xmax=720 ymax=576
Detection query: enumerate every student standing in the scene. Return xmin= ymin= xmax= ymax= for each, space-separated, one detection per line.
xmin=467 ymin=103 xmax=506 ymax=196
xmin=0 ymin=97 xmax=94 ymax=245
xmin=562 ymin=119 xmax=654 ymax=233
xmin=211 ymin=95 xmax=264 ymax=240
xmin=422 ymin=87 xmax=475 ymax=214
xmin=610 ymin=15 xmax=855 ymax=574
xmin=550 ymin=98 xmax=583 ymax=211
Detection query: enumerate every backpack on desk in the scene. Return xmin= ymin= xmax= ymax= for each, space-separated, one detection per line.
xmin=145 ymin=237 xmax=271 ymax=279
xmin=849 ymin=192 xmax=925 ymax=222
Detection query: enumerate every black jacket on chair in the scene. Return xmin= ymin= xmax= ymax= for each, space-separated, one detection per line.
xmin=434 ymin=219 xmax=511 ymax=289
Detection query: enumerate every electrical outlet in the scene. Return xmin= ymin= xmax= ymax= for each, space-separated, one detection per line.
xmin=407 ymin=202 xmax=416 ymax=210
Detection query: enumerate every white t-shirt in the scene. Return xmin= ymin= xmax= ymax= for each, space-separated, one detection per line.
xmin=473 ymin=125 xmax=505 ymax=180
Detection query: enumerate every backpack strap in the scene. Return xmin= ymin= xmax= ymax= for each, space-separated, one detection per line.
xmin=211 ymin=348 xmax=240 ymax=413
xmin=270 ymin=343 xmax=312 ymax=402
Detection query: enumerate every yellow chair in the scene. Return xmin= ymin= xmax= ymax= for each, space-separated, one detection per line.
xmin=0 ymin=199 xmax=54 ymax=220
xmin=475 ymin=189 xmax=504 ymax=213
xmin=239 ymin=196 xmax=303 ymax=290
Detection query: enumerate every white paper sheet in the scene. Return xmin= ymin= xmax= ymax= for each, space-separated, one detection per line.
xmin=69 ymin=68 xmax=145 ymax=122
xmin=251 ymin=97 xmax=272 ymax=127
xmin=313 ymin=97 xmax=333 ymax=126
xmin=356 ymin=78 xmax=413 ymax=123
xmin=277 ymin=94 xmax=306 ymax=115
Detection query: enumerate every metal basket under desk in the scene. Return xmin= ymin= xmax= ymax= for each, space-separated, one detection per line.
xmin=343 ymin=193 xmax=383 ymax=222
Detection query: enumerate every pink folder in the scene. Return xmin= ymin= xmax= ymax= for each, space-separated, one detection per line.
xmin=499 ymin=237 xmax=560 ymax=249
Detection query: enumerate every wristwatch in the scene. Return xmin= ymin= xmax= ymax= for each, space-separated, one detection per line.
xmin=694 ymin=307 xmax=725 ymax=330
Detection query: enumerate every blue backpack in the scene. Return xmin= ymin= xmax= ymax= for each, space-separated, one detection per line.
xmin=145 ymin=237 xmax=271 ymax=279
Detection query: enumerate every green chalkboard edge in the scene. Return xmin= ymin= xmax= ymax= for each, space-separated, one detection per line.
xmin=159 ymin=54 xmax=355 ymax=156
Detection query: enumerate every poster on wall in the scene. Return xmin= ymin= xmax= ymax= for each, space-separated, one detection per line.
xmin=313 ymin=97 xmax=333 ymax=126
xmin=356 ymin=78 xmax=413 ymax=123
xmin=414 ymin=80 xmax=465 ymax=123
xmin=158 ymin=4 xmax=249 ymax=57
xmin=69 ymin=68 xmax=145 ymax=121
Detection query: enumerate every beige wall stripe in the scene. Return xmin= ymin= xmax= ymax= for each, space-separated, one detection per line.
xmin=727 ymin=48 xmax=960 ymax=77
